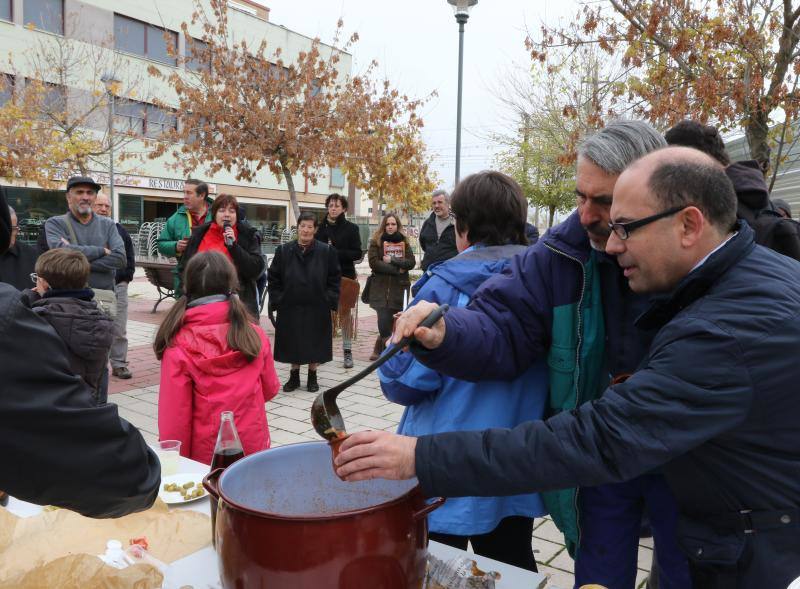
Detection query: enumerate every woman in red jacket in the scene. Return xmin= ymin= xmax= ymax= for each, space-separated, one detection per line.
xmin=154 ymin=251 xmax=279 ymax=464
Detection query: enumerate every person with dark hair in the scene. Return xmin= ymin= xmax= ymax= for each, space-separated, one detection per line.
xmin=665 ymin=119 xmax=800 ymax=260
xmin=269 ymin=212 xmax=341 ymax=392
xmin=154 ymin=251 xmax=279 ymax=464
xmin=316 ymin=193 xmax=362 ymax=369
xmin=338 ymin=147 xmax=800 ymax=588
xmin=0 ymin=186 xmax=161 ymax=518
xmin=23 ymin=248 xmax=113 ymax=404
xmin=664 ymin=120 xmax=730 ymax=165
xmin=181 ymin=193 xmax=265 ymax=317
xmin=419 ymin=189 xmax=458 ymax=271
xmin=157 ymin=178 xmax=213 ymax=297
xmin=365 ymin=213 xmax=416 ymax=360
xmin=0 ymin=205 xmax=38 ymax=290
xmin=376 ymin=171 xmax=546 ymax=572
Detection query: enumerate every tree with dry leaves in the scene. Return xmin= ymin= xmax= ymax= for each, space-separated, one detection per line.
xmin=341 ymin=120 xmax=437 ymax=219
xmin=149 ymin=0 xmax=428 ymax=224
xmin=529 ymin=0 xmax=800 ymax=186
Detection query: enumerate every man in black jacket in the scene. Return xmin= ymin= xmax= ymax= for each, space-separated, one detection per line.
xmin=94 ymin=193 xmax=135 ymax=380
xmin=336 ymin=148 xmax=800 ymax=588
xmin=0 ymin=186 xmax=160 ymax=518
xmin=316 ymin=194 xmax=362 ymax=368
xmin=419 ymin=190 xmax=458 ymax=270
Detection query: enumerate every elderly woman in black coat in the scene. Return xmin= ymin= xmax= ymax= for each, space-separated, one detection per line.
xmin=181 ymin=194 xmax=265 ymax=318
xmin=268 ymin=212 xmax=341 ymax=392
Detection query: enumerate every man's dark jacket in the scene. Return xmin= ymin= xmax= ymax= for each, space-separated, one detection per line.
xmin=0 ymin=283 xmax=160 ymax=517
xmin=0 ymin=241 xmax=38 ymax=290
xmin=414 ymin=223 xmax=800 ymax=587
xmin=181 ymin=221 xmax=265 ymax=318
xmin=419 ymin=212 xmax=457 ymax=271
xmin=115 ymin=223 xmax=135 ymax=284
xmin=726 ymin=160 xmax=800 ymax=260
xmin=315 ymin=214 xmax=362 ymax=280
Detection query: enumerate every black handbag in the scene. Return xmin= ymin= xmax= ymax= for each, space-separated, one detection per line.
xmin=361 ymin=275 xmax=373 ymax=304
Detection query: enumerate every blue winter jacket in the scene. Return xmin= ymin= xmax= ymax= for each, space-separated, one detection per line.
xmin=379 ymin=244 xmax=547 ymax=535
xmin=413 ymin=211 xmax=607 ymax=552
xmin=414 ymin=223 xmax=800 ymax=587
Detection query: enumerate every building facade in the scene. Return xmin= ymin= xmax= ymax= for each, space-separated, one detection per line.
xmin=0 ymin=0 xmax=359 ymax=243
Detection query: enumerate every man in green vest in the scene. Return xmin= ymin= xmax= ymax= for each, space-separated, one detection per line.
xmin=157 ymin=179 xmax=213 ymax=296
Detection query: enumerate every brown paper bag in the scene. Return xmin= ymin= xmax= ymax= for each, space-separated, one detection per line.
xmin=0 ymin=499 xmax=210 ymax=584
xmin=0 ymin=554 xmax=163 ymax=589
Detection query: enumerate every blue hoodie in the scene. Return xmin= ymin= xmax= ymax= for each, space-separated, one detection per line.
xmin=378 ymin=244 xmax=547 ymax=536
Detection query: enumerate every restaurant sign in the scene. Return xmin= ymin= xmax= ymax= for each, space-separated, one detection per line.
xmin=86 ymin=172 xmax=217 ymax=194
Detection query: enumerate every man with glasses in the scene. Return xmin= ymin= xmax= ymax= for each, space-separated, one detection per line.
xmin=0 ymin=206 xmax=38 ymax=290
xmin=337 ymin=146 xmax=800 ymax=587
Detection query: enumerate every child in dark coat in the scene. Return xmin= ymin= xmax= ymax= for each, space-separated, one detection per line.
xmin=23 ymin=249 xmax=113 ymax=404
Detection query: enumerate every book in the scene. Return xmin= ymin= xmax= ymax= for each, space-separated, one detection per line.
xmin=383 ymin=241 xmax=405 ymax=259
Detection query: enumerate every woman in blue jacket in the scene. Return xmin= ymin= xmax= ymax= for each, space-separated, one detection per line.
xmin=378 ymin=171 xmax=547 ymax=571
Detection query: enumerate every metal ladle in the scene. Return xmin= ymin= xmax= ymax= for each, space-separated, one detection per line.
xmin=311 ymin=304 xmax=449 ymax=440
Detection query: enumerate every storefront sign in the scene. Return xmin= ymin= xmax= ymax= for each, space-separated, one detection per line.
xmin=86 ymin=171 xmax=217 ymax=194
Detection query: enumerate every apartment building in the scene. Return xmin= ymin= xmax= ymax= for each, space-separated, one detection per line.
xmin=0 ymin=0 xmax=358 ymax=241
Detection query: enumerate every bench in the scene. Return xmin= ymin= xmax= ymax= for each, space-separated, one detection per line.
xmin=137 ymin=260 xmax=177 ymax=313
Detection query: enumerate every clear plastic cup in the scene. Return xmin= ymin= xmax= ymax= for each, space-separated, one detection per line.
xmin=156 ymin=440 xmax=181 ymax=476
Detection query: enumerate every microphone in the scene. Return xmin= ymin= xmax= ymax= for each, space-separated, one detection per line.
xmin=223 ymin=220 xmax=234 ymax=246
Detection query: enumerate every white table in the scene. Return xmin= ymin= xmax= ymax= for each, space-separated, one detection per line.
xmin=7 ymin=455 xmax=550 ymax=589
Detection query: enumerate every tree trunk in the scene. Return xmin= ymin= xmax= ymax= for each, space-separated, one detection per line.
xmin=745 ymin=109 xmax=771 ymax=176
xmin=548 ymin=205 xmax=555 ymax=228
xmin=281 ymin=161 xmax=300 ymax=225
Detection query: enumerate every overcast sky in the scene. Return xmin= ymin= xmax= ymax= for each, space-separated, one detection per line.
xmin=264 ymin=0 xmax=575 ymax=191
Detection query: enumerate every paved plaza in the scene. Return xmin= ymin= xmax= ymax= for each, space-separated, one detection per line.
xmin=115 ymin=268 xmax=654 ymax=588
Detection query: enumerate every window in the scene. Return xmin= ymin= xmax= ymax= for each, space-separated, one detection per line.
xmin=186 ymin=38 xmax=210 ymax=72
xmin=24 ymin=0 xmax=63 ymax=34
xmin=0 ymin=0 xmax=12 ymax=22
xmin=115 ymin=100 xmax=146 ymax=135
xmin=114 ymin=99 xmax=176 ymax=138
xmin=114 ymin=14 xmax=177 ymax=66
xmin=329 ymin=167 xmax=345 ymax=189
xmin=41 ymin=82 xmax=65 ymax=112
xmin=144 ymin=104 xmax=177 ymax=138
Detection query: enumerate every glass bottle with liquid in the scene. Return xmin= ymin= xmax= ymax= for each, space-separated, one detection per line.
xmin=210 ymin=411 xmax=245 ymax=548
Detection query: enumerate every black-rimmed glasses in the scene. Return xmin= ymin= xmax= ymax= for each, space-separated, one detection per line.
xmin=608 ymin=205 xmax=687 ymax=240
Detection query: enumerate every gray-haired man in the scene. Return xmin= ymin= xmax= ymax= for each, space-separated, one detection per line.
xmin=419 ymin=189 xmax=458 ymax=270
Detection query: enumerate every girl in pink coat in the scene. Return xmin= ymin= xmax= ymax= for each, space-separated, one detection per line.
xmin=154 ymin=251 xmax=279 ymax=464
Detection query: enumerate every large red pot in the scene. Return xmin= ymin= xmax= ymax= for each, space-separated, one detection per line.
xmin=203 ymin=440 xmax=444 ymax=589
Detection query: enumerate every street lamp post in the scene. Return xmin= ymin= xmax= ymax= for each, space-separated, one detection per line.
xmin=447 ymin=0 xmax=477 ymax=186
xmin=101 ymin=73 xmax=120 ymax=222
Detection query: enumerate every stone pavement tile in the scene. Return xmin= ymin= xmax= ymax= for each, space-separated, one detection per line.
xmin=639 ymin=535 xmax=654 ymax=549
xmin=129 ymin=391 xmax=159 ymax=404
xmin=533 ymin=518 xmax=566 ymax=544
xmin=548 ymin=549 xmax=575 ymax=573
xmin=269 ymin=415 xmax=315 ymax=435
xmin=110 ymin=393 xmax=143 ymax=407
xmin=124 ymin=400 xmax=159 ymax=418
xmin=345 ymin=392 xmax=391 ymax=407
xmin=270 ymin=429 xmax=314 ymax=447
xmin=269 ymin=404 xmax=313 ymax=422
xmin=539 ymin=564 xmax=574 ymax=589
xmin=534 ymin=539 xmax=565 ymax=565
xmin=637 ymin=545 xmax=653 ymax=571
